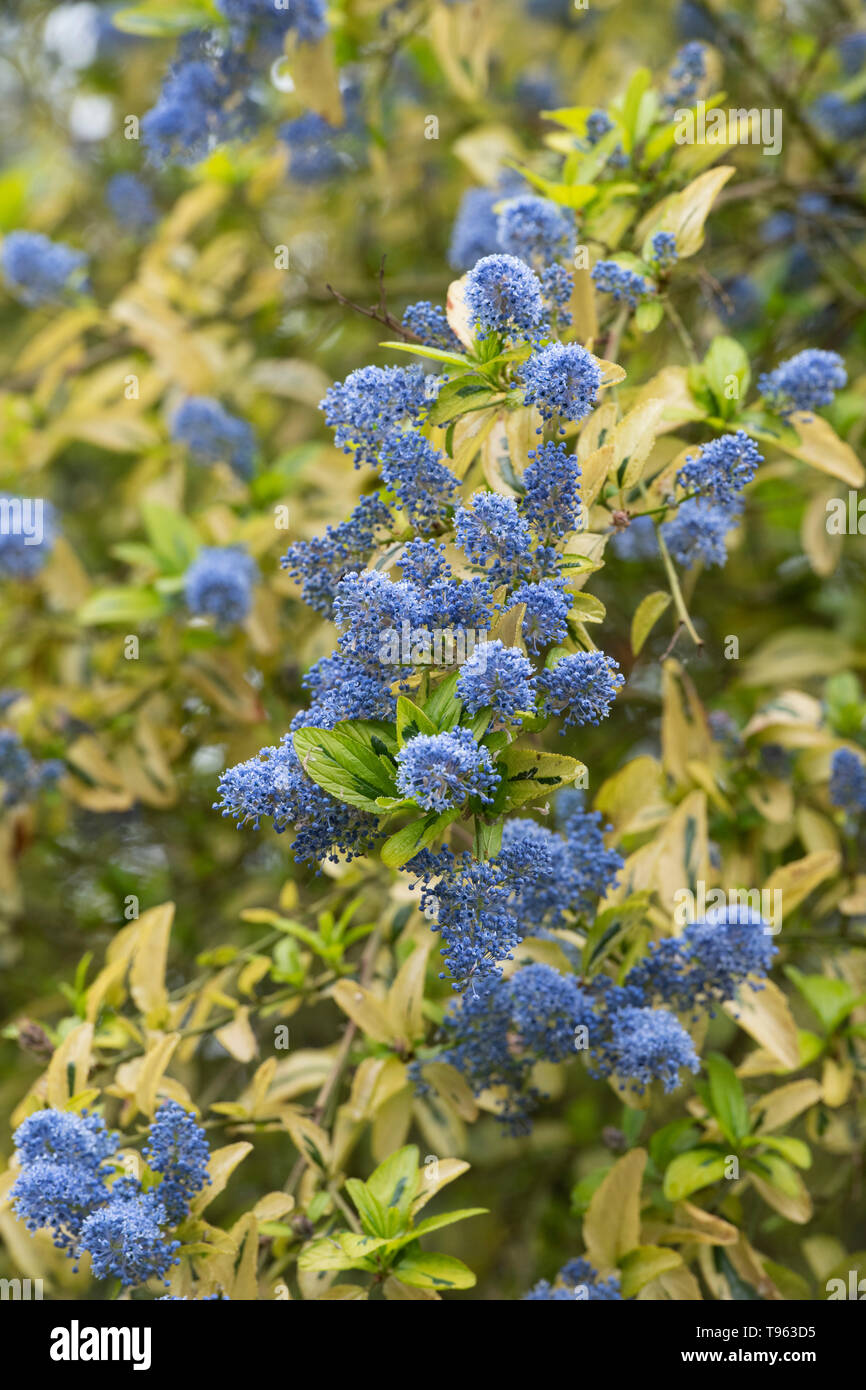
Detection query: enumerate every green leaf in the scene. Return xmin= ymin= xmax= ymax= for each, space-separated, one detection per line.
xmin=635 ymin=300 xmax=664 ymax=333
xmin=78 ymin=588 xmax=167 ymax=626
xmin=427 ymin=377 xmax=500 ymax=427
xmin=744 ymin=1152 xmax=803 ymax=1199
xmin=380 ymin=341 xmax=471 ymax=370
xmin=381 ymin=810 xmax=459 ymax=868
xmin=705 ymin=1053 xmax=751 ymax=1145
xmin=784 ymin=967 xmax=862 ymax=1035
xmin=113 ymin=3 xmax=215 ymax=36
xmin=701 ymin=337 xmax=751 ymax=420
xmin=423 ymin=671 xmax=463 ymax=730
xmin=365 ymin=1145 xmax=419 ymax=1237
xmin=392 ymin=1250 xmax=476 ymax=1290
xmin=649 ymin=1119 xmax=702 ymax=1172
xmin=396 ymin=696 xmax=438 ymax=747
xmin=663 ymin=1148 xmax=729 ymax=1201
xmin=141 ymin=502 xmax=201 ymax=574
xmin=409 ymin=1208 xmax=488 ymax=1241
xmin=297 ymin=1233 xmax=384 ymax=1273
xmin=582 ymin=894 xmax=651 ymax=976
xmin=344 ymin=1178 xmax=390 ymax=1238
xmin=499 ymin=747 xmax=586 ymax=810
xmin=619 ymin=1245 xmax=683 ymax=1299
xmin=752 ymin=1135 xmax=811 ymax=1170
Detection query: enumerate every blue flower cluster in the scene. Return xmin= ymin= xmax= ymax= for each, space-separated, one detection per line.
xmin=537 ymin=651 xmax=625 ymax=731
xmin=521 ymin=440 xmax=581 ymax=544
xmin=591 ymin=259 xmax=651 ymax=307
xmin=142 ymin=1100 xmax=211 ymax=1225
xmin=0 ymin=729 xmax=63 ymax=806
xmin=510 ymin=578 xmax=572 ymax=652
xmin=402 ymin=301 xmax=462 ymax=352
xmin=396 ymin=728 xmax=500 ymax=811
xmin=408 ymin=797 xmax=623 ymax=992
xmin=829 ymin=747 xmax=866 ymax=815
xmin=214 ymin=733 xmax=380 ymax=865
xmin=171 ymin=397 xmax=257 ymax=479
xmin=142 ymin=5 xmax=329 ymax=167
xmin=184 ymin=547 xmax=258 ymax=628
xmin=526 ymin=1258 xmax=623 ymax=1300
xmin=663 ymin=40 xmax=707 ymax=110
xmin=456 ymin=493 xmax=533 ymax=586
xmin=520 ymin=343 xmax=602 ymax=424
xmin=11 ymin=1102 xmax=211 ymax=1286
xmin=496 ymin=195 xmax=576 ymax=270
xmin=1 ymin=231 xmax=87 ymax=306
xmin=675 ymin=431 xmax=762 ymax=506
xmin=456 ymin=640 xmax=535 ymax=725
xmin=627 ymin=904 xmax=777 ymax=1017
xmin=282 ymin=493 xmax=392 ymax=617
xmin=661 ymin=496 xmax=743 ymax=570
xmin=757 ymin=350 xmax=847 ymax=417
xmin=0 ymin=496 xmax=57 ymax=579
xmin=650 ymin=231 xmax=678 ymax=269
xmin=106 ymin=174 xmax=158 ymax=232
xmin=464 ymin=254 xmax=546 ymax=338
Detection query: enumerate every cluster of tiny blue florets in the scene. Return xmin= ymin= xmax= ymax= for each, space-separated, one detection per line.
xmin=1 ymin=231 xmax=88 ymax=306
xmin=591 ymin=259 xmax=651 ymax=308
xmin=396 ymin=728 xmax=500 ymax=811
xmin=676 ymin=431 xmax=762 ymax=506
xmin=525 ymin=1258 xmax=624 ymax=1300
xmin=520 ymin=343 xmax=602 ymax=424
xmin=184 ymin=547 xmax=258 ymax=628
xmin=171 ymin=397 xmax=257 ymax=479
xmin=829 ymin=747 xmax=866 ymax=815
xmin=11 ymin=1103 xmax=211 ymax=1286
xmin=537 ymin=651 xmax=625 ymax=731
xmin=0 ymin=729 xmax=63 ymax=806
xmin=0 ymin=496 xmax=57 ymax=579
xmin=757 ymin=350 xmax=847 ymax=417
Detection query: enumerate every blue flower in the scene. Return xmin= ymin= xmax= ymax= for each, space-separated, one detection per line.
xmin=661 ymin=497 xmax=742 ymax=569
xmin=142 ymin=53 xmax=255 ymax=167
xmin=401 ymin=301 xmax=462 ymax=352
xmin=1 ymin=231 xmax=87 ymax=306
xmin=299 ymin=653 xmax=398 ymax=727
xmin=758 ymin=349 xmax=847 ymax=417
xmin=11 ymin=1109 xmax=117 ymax=1255
xmin=496 ymin=195 xmax=575 ymax=269
xmin=172 ymin=397 xmax=257 ymax=479
xmin=594 ymin=1006 xmax=700 ymax=1094
xmin=521 ymin=440 xmax=581 ymax=543
xmin=591 ymin=259 xmax=650 ymax=307
xmin=378 ymin=430 xmax=458 ymax=530
xmin=282 ymin=493 xmax=392 ymax=617
xmin=456 ymin=492 xmax=534 ymax=586
xmin=464 ymin=254 xmax=546 ymax=337
xmin=811 ymin=94 xmax=866 ymax=143
xmin=829 ymin=747 xmax=866 ymax=814
xmin=13 ymin=1109 xmax=117 ymax=1170
xmin=526 ymin=1258 xmax=623 ymax=1300
xmin=410 ymin=849 xmax=523 ymax=989
xmin=106 ymin=174 xmax=158 ymax=232
xmin=449 ymin=188 xmax=502 ymax=271
xmin=510 ymin=579 xmax=572 ymax=652
xmin=456 ymin=641 xmax=536 ymax=724
xmin=143 ymin=1102 xmax=211 ymax=1225
xmin=215 ymin=735 xmax=380 ymax=865
xmin=676 ymin=431 xmax=762 ymax=506
xmin=320 ymin=364 xmax=431 ymax=467
xmin=627 ymin=904 xmax=777 ymax=1015
xmin=0 ymin=496 xmax=57 ymax=579
xmin=184 ymin=547 xmax=258 ymax=628
xmin=0 ymin=730 xmax=62 ymax=806
xmin=663 ymin=40 xmax=707 ymax=109
xmin=520 ymin=343 xmax=601 ymax=424
xmin=537 ymin=651 xmax=624 ymax=730
xmin=78 ymin=1191 xmax=179 ymax=1287
xmin=395 ymin=728 xmax=500 ymax=811
xmin=610 ymin=514 xmax=657 ymax=561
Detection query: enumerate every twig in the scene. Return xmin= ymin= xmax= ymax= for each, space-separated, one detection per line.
xmin=325 ymin=256 xmax=423 ymax=342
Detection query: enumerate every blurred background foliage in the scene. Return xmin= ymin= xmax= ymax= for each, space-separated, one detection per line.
xmin=0 ymin=0 xmax=865 ymax=1299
